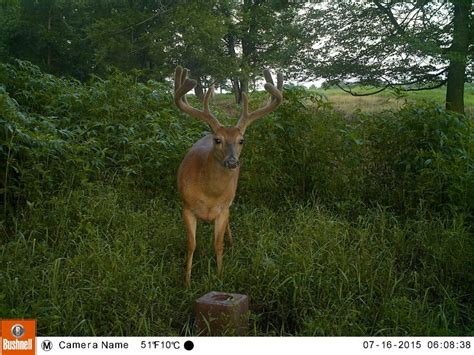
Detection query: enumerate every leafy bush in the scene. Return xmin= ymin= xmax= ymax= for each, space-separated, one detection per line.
xmin=238 ymin=85 xmax=349 ymax=205
xmin=354 ymin=104 xmax=473 ymax=214
xmin=0 ymin=86 xmax=94 ymax=212
xmin=1 ymin=61 xmax=204 ymax=219
xmin=1 ymin=62 xmax=473 ymax=220
xmin=240 ymin=87 xmax=473 ymax=217
xmin=1 ymin=63 xmax=473 ymax=336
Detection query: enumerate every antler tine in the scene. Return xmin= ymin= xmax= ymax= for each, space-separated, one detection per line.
xmin=174 ymin=66 xmax=221 ymax=132
xmin=277 ymin=72 xmax=283 ymax=91
xmin=180 ymin=68 xmax=188 ymax=86
xmin=174 ymin=66 xmax=183 ymax=94
xmin=237 ymin=69 xmax=283 ymax=133
xmin=263 ymin=69 xmax=274 ymax=86
xmin=203 ymin=84 xmax=214 ymax=114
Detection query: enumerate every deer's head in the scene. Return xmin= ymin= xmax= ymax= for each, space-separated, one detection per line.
xmin=174 ymin=66 xmax=283 ymax=170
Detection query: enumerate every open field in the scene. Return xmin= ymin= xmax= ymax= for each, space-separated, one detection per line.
xmin=312 ymin=86 xmax=474 ymax=117
xmin=211 ymin=85 xmax=474 ymax=119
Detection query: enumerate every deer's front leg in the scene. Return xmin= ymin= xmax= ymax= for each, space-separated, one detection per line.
xmin=183 ymin=208 xmax=197 ymax=286
xmin=226 ymin=221 xmax=234 ymax=248
xmin=214 ymin=208 xmax=229 ymax=276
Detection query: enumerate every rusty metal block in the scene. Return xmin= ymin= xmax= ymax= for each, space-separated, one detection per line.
xmin=195 ymin=291 xmax=249 ymax=335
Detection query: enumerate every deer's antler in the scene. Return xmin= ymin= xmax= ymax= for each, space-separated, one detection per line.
xmin=236 ymin=69 xmax=283 ymax=133
xmin=174 ymin=66 xmax=222 ymax=132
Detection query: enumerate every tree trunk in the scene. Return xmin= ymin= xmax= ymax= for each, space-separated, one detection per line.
xmin=232 ymin=78 xmax=241 ymax=104
xmin=445 ymin=0 xmax=470 ymax=114
xmin=194 ymin=78 xmax=205 ymax=102
xmin=239 ymin=0 xmax=258 ymax=103
xmin=231 ymin=76 xmax=249 ymax=104
xmin=240 ymin=77 xmax=249 ymax=97
xmin=225 ymin=32 xmax=243 ymax=104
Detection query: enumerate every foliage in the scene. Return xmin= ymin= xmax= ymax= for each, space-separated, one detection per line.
xmin=1 ymin=63 xmax=473 ymax=335
xmin=2 ymin=60 xmax=473 ymax=216
xmin=0 ymin=60 xmax=200 ymax=214
xmin=352 ymin=104 xmax=474 ymax=214
xmin=0 ymin=0 xmax=311 ymax=91
xmin=1 ymin=185 xmax=472 ymax=335
xmin=2 ymin=60 xmax=473 ymax=213
xmin=151 ymin=1 xmax=234 ymax=84
xmin=304 ymin=0 xmax=473 ymax=113
xmin=240 ymin=86 xmax=474 ymax=217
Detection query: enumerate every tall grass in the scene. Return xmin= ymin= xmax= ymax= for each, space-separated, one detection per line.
xmin=1 ymin=61 xmax=473 ymax=335
xmin=316 ymin=84 xmax=474 ymax=116
xmin=1 ymin=184 xmax=472 ymax=335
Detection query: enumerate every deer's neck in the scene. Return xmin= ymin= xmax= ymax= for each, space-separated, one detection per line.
xmin=201 ymin=152 xmax=239 ymax=197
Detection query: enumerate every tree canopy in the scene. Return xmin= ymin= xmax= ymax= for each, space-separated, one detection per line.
xmin=304 ymin=0 xmax=473 ymax=113
xmin=0 ymin=0 xmax=472 ymax=112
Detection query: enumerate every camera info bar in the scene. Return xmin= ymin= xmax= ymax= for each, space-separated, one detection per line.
xmin=28 ymin=337 xmax=471 ymax=355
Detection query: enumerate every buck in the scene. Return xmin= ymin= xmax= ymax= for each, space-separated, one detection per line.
xmin=174 ymin=66 xmax=283 ymax=285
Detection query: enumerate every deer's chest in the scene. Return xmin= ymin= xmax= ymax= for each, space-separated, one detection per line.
xmin=194 ymin=180 xmax=237 ymax=221
xmin=178 ymin=156 xmax=239 ymax=222
xmin=193 ymin=199 xmax=229 ymax=222
xmin=183 ymin=179 xmax=237 ymax=222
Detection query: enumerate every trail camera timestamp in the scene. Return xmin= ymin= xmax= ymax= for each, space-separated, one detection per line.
xmin=362 ymin=339 xmax=471 ymax=351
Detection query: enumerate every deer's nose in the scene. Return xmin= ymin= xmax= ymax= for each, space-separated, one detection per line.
xmin=224 ymin=157 xmax=239 ymax=169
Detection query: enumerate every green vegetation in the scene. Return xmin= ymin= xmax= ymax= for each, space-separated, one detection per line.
xmin=1 ymin=1 xmax=471 ymax=112
xmin=308 ymin=1 xmax=472 ymax=113
xmin=307 ymin=85 xmax=474 ymax=117
xmin=1 ymin=62 xmax=473 ymax=335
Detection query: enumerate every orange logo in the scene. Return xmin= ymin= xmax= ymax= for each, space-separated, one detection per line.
xmin=1 ymin=320 xmax=36 ymax=355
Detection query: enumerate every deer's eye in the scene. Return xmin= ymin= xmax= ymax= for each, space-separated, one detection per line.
xmin=239 ymin=139 xmax=245 ymax=145
xmin=214 ymin=138 xmax=222 ymax=144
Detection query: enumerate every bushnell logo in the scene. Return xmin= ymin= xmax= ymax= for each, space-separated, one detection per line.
xmin=11 ymin=324 xmax=25 ymax=339
xmin=1 ymin=320 xmax=36 ymax=355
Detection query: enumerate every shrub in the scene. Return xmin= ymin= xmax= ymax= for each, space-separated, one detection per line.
xmin=0 ymin=61 xmax=207 ymax=215
xmin=0 ymin=86 xmax=94 ymax=213
xmin=1 ymin=62 xmax=472 ymax=220
xmin=353 ymin=104 xmax=474 ymax=215
xmin=240 ymin=88 xmax=473 ymax=217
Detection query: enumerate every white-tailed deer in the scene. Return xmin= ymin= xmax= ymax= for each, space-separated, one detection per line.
xmin=174 ymin=66 xmax=283 ymax=285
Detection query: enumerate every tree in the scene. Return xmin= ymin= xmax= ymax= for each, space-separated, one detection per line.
xmin=305 ymin=0 xmax=473 ymax=114
xmin=0 ymin=0 xmax=178 ymax=79
xmin=0 ymin=0 xmax=86 ymax=73
xmin=222 ymin=0 xmax=309 ymax=103
xmin=84 ymin=0 xmax=178 ymax=79
xmin=446 ymin=0 xmax=471 ymax=112
xmin=0 ymin=0 xmax=313 ymax=100
xmin=152 ymin=1 xmax=234 ymax=101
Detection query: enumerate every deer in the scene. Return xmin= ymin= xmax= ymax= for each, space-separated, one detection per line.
xmin=174 ymin=66 xmax=283 ymax=286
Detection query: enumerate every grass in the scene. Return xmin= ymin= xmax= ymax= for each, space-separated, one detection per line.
xmin=310 ymin=85 xmax=474 ymax=117
xmin=1 ymin=64 xmax=472 ymax=336
xmin=1 ymin=182 xmax=472 ymax=336
xmin=206 ymin=85 xmax=474 ymax=119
